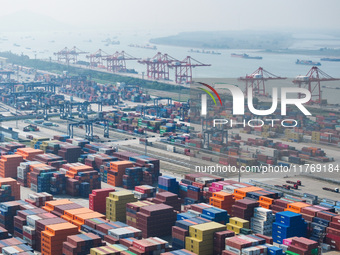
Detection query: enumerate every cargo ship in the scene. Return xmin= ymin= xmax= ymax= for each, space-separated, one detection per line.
xmin=128 ymin=44 xmax=157 ymax=50
xmin=189 ymin=49 xmax=221 ymax=55
xmin=296 ymin=59 xmax=321 ymax=66
xmin=231 ymin=53 xmax=262 ymax=59
xmin=320 ymin=57 xmax=340 ymax=62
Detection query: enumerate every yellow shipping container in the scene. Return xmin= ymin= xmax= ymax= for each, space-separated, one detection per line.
xmin=229 ymin=217 xmax=250 ymax=228
xmin=106 ymin=192 xmax=136 ymax=222
xmin=185 ymin=236 xmax=213 ymax=255
xmin=188 ymin=222 xmax=226 ymax=241
xmin=226 ymin=223 xmax=242 ymax=234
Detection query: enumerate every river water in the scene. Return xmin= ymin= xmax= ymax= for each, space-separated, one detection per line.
xmin=1 ymin=30 xmax=340 ymax=103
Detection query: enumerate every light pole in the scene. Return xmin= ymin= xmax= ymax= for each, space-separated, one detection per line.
xmin=144 ymin=132 xmax=147 ymax=156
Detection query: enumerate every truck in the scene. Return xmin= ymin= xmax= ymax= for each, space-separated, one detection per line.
xmin=23 ymin=124 xmax=39 ymax=132
xmin=286 ymin=180 xmax=302 ymax=186
xmin=322 ymin=187 xmax=339 ymax=193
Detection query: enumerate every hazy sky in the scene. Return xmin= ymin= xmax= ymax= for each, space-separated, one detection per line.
xmin=1 ymin=0 xmax=340 ymax=33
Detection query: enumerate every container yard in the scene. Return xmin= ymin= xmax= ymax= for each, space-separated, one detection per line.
xmin=0 ymin=2 xmax=339 ymax=255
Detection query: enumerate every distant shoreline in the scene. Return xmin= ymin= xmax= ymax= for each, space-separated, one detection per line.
xmin=261 ymin=48 xmax=340 ymax=57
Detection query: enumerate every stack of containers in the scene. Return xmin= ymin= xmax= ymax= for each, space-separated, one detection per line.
xmin=42 ymin=199 xmax=74 ymax=213
xmin=108 ymin=161 xmax=134 ymax=187
xmin=108 ymin=226 xmax=142 ymax=240
xmin=30 ymin=164 xmax=57 ymax=193
xmin=17 ymin=161 xmax=42 ymax=187
xmin=126 ymin=201 xmax=154 ymax=228
xmin=233 ymin=186 xmax=263 ymax=201
xmin=61 ymin=207 xmax=93 ymax=222
xmin=186 ymin=185 xmax=202 ymax=204
xmin=201 ymin=207 xmax=230 ymax=224
xmin=162 ymin=250 xmax=196 ymax=255
xmin=286 ymin=202 xmax=312 ymax=214
xmin=128 ymin=237 xmax=169 ymax=254
xmin=85 ymin=153 xmax=116 ymax=172
xmin=213 ymin=230 xmax=235 ymax=255
xmin=0 ymin=154 xmax=24 ymax=178
xmin=152 ymin=192 xmax=182 ymax=211
xmin=38 ymin=153 xmax=67 ymax=170
xmin=0 ymin=184 xmax=14 ymax=203
xmin=17 ymin=208 xmax=47 ymax=248
xmin=272 ymin=211 xmax=307 ymax=244
xmin=227 ymin=217 xmax=250 ymax=234
xmin=15 ymin=148 xmax=44 ymax=160
xmin=1 ymin=241 xmax=34 ymax=254
xmin=50 ymin=203 xmax=83 ymax=218
xmin=41 ymin=222 xmax=79 ymax=255
xmin=35 ymin=217 xmax=67 ymax=252
xmin=49 ymin=172 xmax=67 ymax=195
xmin=89 ymin=244 xmax=130 ymax=254
xmin=134 ymin=155 xmax=160 ymax=184
xmin=106 ymin=190 xmax=137 ymax=222
xmin=209 ymin=191 xmax=234 ymax=212
xmin=0 ymin=201 xmax=35 ymax=234
xmin=82 ymin=220 xmax=129 ymax=244
xmin=62 ymin=233 xmax=104 ymax=255
xmin=0 ymin=178 xmax=20 ymax=200
xmin=83 ymin=143 xmax=115 ymax=155
xmin=63 ymin=163 xmax=101 ymax=197
xmin=0 ymin=226 xmax=9 ymax=240
xmin=25 ymin=192 xmax=53 ymax=207
xmin=185 ymin=221 xmax=226 ymax=255
xmin=325 ymin=215 xmax=340 ymax=250
xmin=66 ymin=209 xmax=105 ymax=230
xmin=15 ymin=208 xmax=51 ymax=239
xmin=286 ymin=237 xmax=319 ymax=255
xmin=299 ymin=205 xmax=324 ymax=222
xmin=89 ymin=188 xmax=115 ymax=214
xmin=300 ymin=207 xmax=332 ymax=243
xmin=172 ymin=217 xmax=211 ymax=250
xmin=0 ymin=142 xmax=25 ymax=152
xmin=34 ymin=153 xmax=64 ymax=165
xmin=224 ymin=234 xmax=268 ymax=255
xmin=133 ymin=185 xmax=156 ymax=200
xmin=271 ymin=198 xmax=299 ymax=214
xmin=30 ymin=137 xmax=50 ymax=149
xmin=53 ymin=135 xmax=70 ymax=142
xmin=189 ymin=203 xmax=213 ymax=214
xmin=232 ymin=198 xmax=259 ymax=221
xmin=57 ymin=143 xmax=82 ymax=163
xmin=136 ymin=204 xmax=177 ymax=238
xmin=158 ymin=176 xmax=179 ymax=194
xmin=259 ymin=196 xmax=274 ymax=209
xmin=251 ymin=207 xmax=274 ymax=236
xmin=123 ymin=167 xmax=143 ymax=189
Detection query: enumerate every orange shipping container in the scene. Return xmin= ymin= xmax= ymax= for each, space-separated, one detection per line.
xmin=234 ymin=186 xmax=262 ymax=197
xmin=43 ymin=199 xmax=73 ymax=212
xmin=286 ymin=202 xmax=311 ymax=213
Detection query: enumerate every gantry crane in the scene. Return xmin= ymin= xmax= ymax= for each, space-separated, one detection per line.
xmin=293 ymin=66 xmax=340 ymax=104
xmin=239 ymin=67 xmax=286 ymax=96
xmin=169 ymin=56 xmax=211 ymax=84
xmin=86 ymin=49 xmax=110 ymax=68
xmin=106 ymin=51 xmax=139 ymax=73
xmin=54 ymin=46 xmax=88 ymax=65
xmin=138 ymin=52 xmax=178 ymax=80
